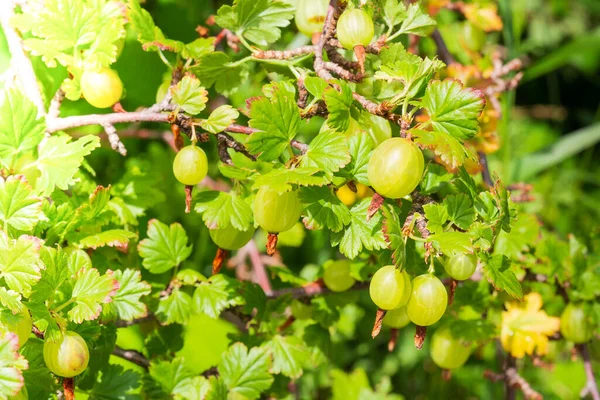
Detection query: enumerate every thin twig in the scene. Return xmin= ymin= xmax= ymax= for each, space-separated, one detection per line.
xmin=431 ymin=29 xmax=455 ymax=65
xmin=268 ymin=281 xmax=369 ymax=299
xmin=253 ymin=46 xmax=315 ymax=60
xmin=46 ymin=110 xmax=171 ymax=133
xmin=579 ymin=344 xmax=600 ymax=400
xmin=246 ymin=240 xmax=273 ymax=296
xmin=112 ymin=346 xmax=150 ymax=369
xmin=478 ymin=151 xmax=494 ymax=187
xmin=0 ymin=1 xmax=46 ymax=117
xmin=102 ymin=123 xmax=127 ymax=156
xmin=48 ymin=89 xmax=65 ymax=120
xmin=216 ymin=132 xmax=256 ymax=163
xmin=313 ymin=0 xmax=340 ymax=81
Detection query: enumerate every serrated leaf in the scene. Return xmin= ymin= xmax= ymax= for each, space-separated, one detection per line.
xmin=299 ymin=130 xmax=351 ymax=177
xmin=67 ymin=268 xmax=119 ymax=323
xmin=156 ymin=289 xmax=192 ymax=325
xmin=378 ymin=0 xmax=407 ymax=28
xmin=299 ymin=186 xmax=351 ymax=232
xmin=138 ymin=220 xmax=192 ymax=274
xmin=422 ymin=79 xmax=485 ymax=140
xmin=331 ymin=199 xmax=387 ymax=259
xmin=0 ymin=89 xmax=45 ymax=163
xmin=88 ymin=364 xmax=141 ymax=400
xmin=149 ymin=358 xmax=194 ymax=395
xmin=192 ymin=275 xmax=244 ymax=318
xmin=191 ymin=52 xmax=249 ymax=96
xmin=183 ymin=38 xmax=216 ymax=60
xmin=171 ymin=75 xmax=208 ymax=115
xmin=219 ymin=342 xmax=273 ymax=399
xmin=78 ymin=229 xmax=137 ymax=250
xmin=173 ymin=376 xmax=211 ymax=400
xmin=0 ymin=333 xmax=28 ymax=398
xmin=253 ymin=167 xmax=329 ymax=194
xmin=483 ymin=255 xmax=523 ymax=300
xmin=194 ymin=191 xmax=253 ymax=230
xmin=427 ymin=231 xmax=473 ymax=256
xmin=469 ymin=222 xmax=493 ymax=251
xmin=323 ymin=82 xmax=353 ymax=133
xmin=127 ymin=0 xmax=185 ymax=53
xmin=215 ymin=0 xmax=294 ymax=46
xmin=423 ymin=203 xmax=448 ymax=234
xmin=0 ymin=289 xmax=22 ymax=314
xmin=35 ymin=135 xmax=101 ymax=196
xmin=247 ymin=83 xmax=300 ymax=161
xmin=397 ymin=3 xmax=436 ymax=36
xmin=200 ymin=105 xmax=240 ymax=134
xmin=338 ymin=133 xmax=375 ymax=185
xmin=30 ymin=246 xmax=68 ymax=303
xmin=111 ymin=269 xmax=151 ymax=321
xmin=381 ymin=205 xmax=406 ymax=268
xmin=0 ymin=176 xmax=45 ymax=234
xmin=412 ymin=129 xmax=468 ymax=170
xmin=264 ymin=335 xmax=311 ymax=379
xmin=445 ymin=193 xmax=476 ymax=230
xmin=0 ymin=232 xmax=43 ymax=297
xmin=491 ymin=179 xmax=512 ymax=233
xmin=304 ymin=76 xmax=327 ymax=99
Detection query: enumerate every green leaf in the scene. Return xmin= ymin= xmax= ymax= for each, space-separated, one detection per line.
xmin=412 ymin=129 xmax=469 ymax=170
xmin=170 ymin=75 xmax=208 ymax=115
xmin=0 ymin=333 xmax=29 ymax=398
xmin=0 ymin=232 xmax=43 ymax=297
xmin=426 ymin=231 xmax=473 ymax=256
xmin=378 ymin=0 xmax=407 ymax=28
xmin=77 ymin=229 xmax=137 ymax=250
xmin=253 ymin=167 xmax=329 ymax=193
xmin=491 ymin=179 xmax=512 ymax=233
xmin=0 ymin=89 xmax=45 ymax=163
xmin=21 ymin=340 xmax=58 ymax=400
xmin=304 ymin=76 xmax=328 ymax=99
xmin=323 ymin=82 xmax=354 ymax=133
xmin=14 ymin=0 xmax=126 ymax=69
xmin=156 ymin=289 xmax=192 ymax=325
xmin=331 ymin=199 xmax=387 ymax=259
xmin=199 ymin=105 xmax=240 ymax=134
xmin=111 ymin=269 xmax=151 ymax=322
xmin=469 ymin=222 xmax=493 ymax=251
xmin=0 ymin=176 xmax=45 ymax=235
xmin=35 ymin=135 xmax=101 ymax=196
xmin=338 ymin=133 xmax=375 ymax=185
xmin=299 ymin=130 xmax=351 ymax=177
xmin=138 ymin=220 xmax=192 ymax=274
xmin=127 ymin=0 xmax=185 ymax=54
xmin=68 ymin=268 xmax=119 ymax=323
xmin=445 ymin=193 xmax=476 ymax=230
xmin=381 ymin=205 xmax=406 ymax=268
xmin=494 ymin=213 xmax=539 ymax=259
xmin=397 ymin=3 xmax=437 ymax=36
xmin=192 ymin=275 xmax=244 ymax=319
xmin=183 ymin=38 xmax=216 ymax=60
xmin=215 ymin=0 xmax=295 ymax=46
xmin=422 ymin=79 xmax=485 ymax=140
xmin=191 ymin=52 xmax=249 ymax=96
xmin=423 ymin=203 xmax=448 ymax=235
xmin=247 ymin=83 xmax=300 ymax=161
xmin=483 ymin=255 xmax=523 ymax=300
xmin=30 ymin=246 xmax=68 ymax=303
xmin=264 ymin=335 xmax=311 ymax=379
xmin=149 ymin=357 xmax=194 ymax=395
xmin=194 ymin=191 xmax=253 ymax=230
xmin=331 ymin=368 xmax=372 ymax=400
xmin=299 ymin=186 xmax=351 ymax=232
xmin=218 ymin=342 xmax=273 ymax=399
xmin=88 ymin=365 xmax=142 ymax=400
xmin=173 ymin=376 xmax=211 ymax=400
xmin=0 ymin=289 xmax=23 ymax=314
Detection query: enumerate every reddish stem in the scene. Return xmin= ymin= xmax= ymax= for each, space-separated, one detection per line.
xmin=63 ymin=378 xmax=75 ymax=400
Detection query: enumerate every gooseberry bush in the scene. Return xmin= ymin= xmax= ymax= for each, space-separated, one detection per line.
xmin=0 ymin=0 xmax=598 ymax=399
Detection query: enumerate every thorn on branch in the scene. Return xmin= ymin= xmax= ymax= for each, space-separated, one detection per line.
xmin=101 ymin=123 xmax=127 ymax=156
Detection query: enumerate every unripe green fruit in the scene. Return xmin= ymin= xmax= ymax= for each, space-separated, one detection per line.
xmin=367 ymin=138 xmax=424 ymax=199
xmin=430 ymin=326 xmax=471 ymax=369
xmin=172 ymin=145 xmax=208 ymax=186
xmin=560 ymin=303 xmax=594 ymax=344
xmin=210 ymin=226 xmax=255 ymax=251
xmin=253 ymin=187 xmax=303 ymax=233
xmin=323 ymin=260 xmax=355 ymax=292
xmin=444 ymin=253 xmax=477 ymax=281
xmin=0 ymin=306 xmax=32 ymax=347
xmin=295 ymin=0 xmax=328 ymax=37
xmin=407 ymin=274 xmax=447 ymax=326
xmin=369 ymin=266 xmax=411 ymax=310
xmin=382 ymin=306 xmax=410 ymax=329
xmin=81 ymin=68 xmax=123 ymax=108
xmin=43 ymin=331 xmax=90 ymax=377
xmin=336 ymin=9 xmax=374 ymax=49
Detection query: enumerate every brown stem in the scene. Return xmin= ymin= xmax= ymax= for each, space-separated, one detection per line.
xmin=46 ymin=110 xmax=171 ymax=133
xmin=313 ymin=0 xmax=341 ymax=81
xmin=225 ymin=124 xmax=258 ymax=135
xmin=354 ymin=45 xmax=366 ymax=74
xmin=448 ymin=279 xmax=458 ymax=305
xmin=267 ymin=281 xmax=369 ymax=299
xmin=252 ymin=45 xmax=315 ymax=60
xmin=212 ymin=248 xmax=228 ymax=275
xmin=62 ymin=378 xmax=74 ymax=400
xmin=478 ymin=151 xmax=493 ymax=187
xmin=277 ymin=315 xmax=296 ymax=333
xmin=431 ymin=29 xmax=456 ymax=65
xmin=578 ymin=344 xmax=600 ymax=400
xmin=184 ymin=185 xmax=193 ymax=214
xmin=112 ymin=346 xmax=150 ymax=369
xmin=388 ymin=328 xmax=398 ymax=352
xmin=266 ymin=233 xmax=278 ymax=257
xmin=414 ymin=325 xmax=427 ymax=349
xmin=216 ymin=132 xmax=256 ymax=162
xmin=484 ymin=354 xmax=543 ymax=400
xmin=372 ymin=308 xmax=387 ymax=339
xmin=247 ymin=240 xmax=273 ymax=295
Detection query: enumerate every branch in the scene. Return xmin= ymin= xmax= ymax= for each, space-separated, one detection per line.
xmin=484 ymin=355 xmax=543 ymax=400
xmin=313 ymin=0 xmax=341 ymax=81
xmin=478 ymin=151 xmax=494 ymax=187
xmin=216 ymin=132 xmax=256 ymax=164
xmin=0 ymin=1 xmax=46 ymax=117
xmin=268 ymin=281 xmax=369 ymax=299
xmin=579 ymin=344 xmax=600 ymax=400
xmin=246 ymin=240 xmax=273 ymax=296
xmin=46 ymin=110 xmax=171 ymax=133
xmin=112 ymin=346 xmax=150 ymax=370
xmin=102 ymin=123 xmax=127 ymax=156
xmin=431 ymin=29 xmax=456 ymax=65
xmin=252 ymin=45 xmax=315 ymax=60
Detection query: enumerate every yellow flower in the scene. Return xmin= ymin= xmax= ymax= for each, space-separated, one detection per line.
xmin=501 ymin=293 xmax=560 ymax=358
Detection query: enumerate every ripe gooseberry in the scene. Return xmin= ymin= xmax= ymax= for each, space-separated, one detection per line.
xmin=0 ymin=306 xmax=32 ymax=347
xmin=367 ymin=138 xmax=424 ymax=199
xmin=430 ymin=326 xmax=471 ymax=369
xmin=295 ymin=0 xmax=328 ymax=37
xmin=323 ymin=260 xmax=356 ymax=292
xmin=210 ymin=225 xmax=255 ymax=251
xmin=172 ymin=145 xmax=208 ymax=186
xmin=43 ymin=331 xmax=90 ymax=378
xmin=560 ymin=303 xmax=594 ymax=344
xmin=369 ymin=266 xmax=411 ymax=310
xmin=444 ymin=253 xmax=477 ymax=281
xmin=407 ymin=274 xmax=448 ymax=326
xmin=80 ymin=68 xmax=123 ymax=108
xmin=382 ymin=306 xmax=410 ymax=329
xmin=253 ymin=187 xmax=303 ymax=233
xmin=336 ymin=9 xmax=374 ymax=50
